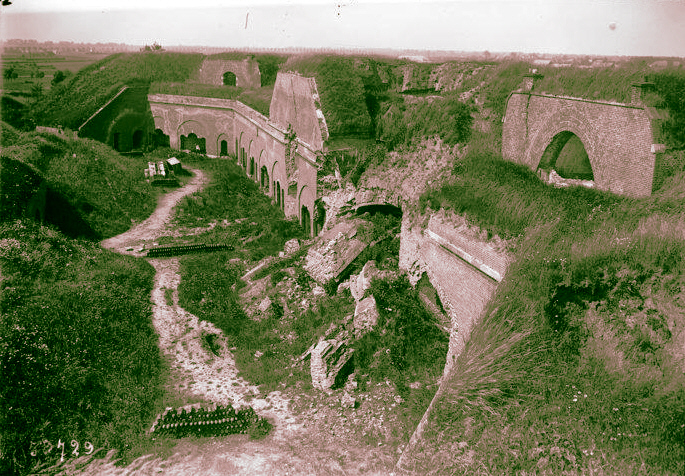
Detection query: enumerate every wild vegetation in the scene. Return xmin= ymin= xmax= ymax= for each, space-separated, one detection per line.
xmin=148 ymin=82 xmax=274 ymax=116
xmin=3 ymin=50 xmax=685 ymax=475
xmin=402 ymin=67 xmax=685 ymax=473
xmin=1 ymin=123 xmax=160 ymax=239
xmin=28 ymin=52 xmax=205 ymax=130
xmin=0 ymin=221 xmax=164 ymax=476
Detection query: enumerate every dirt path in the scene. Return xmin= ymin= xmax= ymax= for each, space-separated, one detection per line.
xmin=47 ymin=168 xmax=400 ymax=476
xmin=101 ymin=168 xmax=208 ymax=255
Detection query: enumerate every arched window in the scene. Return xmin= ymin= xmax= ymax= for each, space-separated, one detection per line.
xmin=539 ymin=131 xmax=594 ymax=181
xmin=223 ymin=71 xmax=237 ymax=86
xmin=301 ymin=205 xmax=312 ymax=236
xmin=220 ymin=140 xmax=228 ymax=156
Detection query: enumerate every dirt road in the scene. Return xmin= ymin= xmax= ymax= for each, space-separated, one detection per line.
xmin=101 ymin=168 xmax=207 ymax=255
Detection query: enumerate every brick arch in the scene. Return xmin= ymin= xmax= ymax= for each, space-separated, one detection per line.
xmin=257 ymin=150 xmax=266 ymax=182
xmin=270 ymin=160 xmax=280 ymax=198
xmin=526 ymin=107 xmax=604 ymax=186
xmin=298 ymin=185 xmax=316 ymax=236
xmin=216 ymin=133 xmax=230 ymax=157
xmin=177 ymin=120 xmax=211 ymax=139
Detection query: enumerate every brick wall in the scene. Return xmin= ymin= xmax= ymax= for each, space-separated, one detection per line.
xmin=147 ymin=72 xmax=324 ymax=235
xmin=502 ymin=92 xmax=658 ymax=198
xmin=196 ymin=58 xmax=261 ymax=88
xmin=400 ymin=211 xmax=511 ymax=377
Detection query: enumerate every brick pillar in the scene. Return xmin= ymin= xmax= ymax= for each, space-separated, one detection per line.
xmin=631 ymin=81 xmax=655 ymax=105
xmin=522 ymin=72 xmax=544 ymax=92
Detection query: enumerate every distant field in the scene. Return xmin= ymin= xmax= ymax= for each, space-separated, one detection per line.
xmin=1 ymin=52 xmax=109 ymax=94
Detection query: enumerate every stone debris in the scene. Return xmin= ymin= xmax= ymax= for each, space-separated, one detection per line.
xmin=354 ymin=295 xmax=380 ymax=338
xmin=311 ymin=335 xmax=354 ymax=391
xmin=257 ymin=296 xmax=272 ymax=313
xmin=341 ymin=391 xmax=357 ymax=408
xmin=283 ymin=238 xmax=301 ymax=256
xmin=304 ymin=219 xmax=370 ymax=285
xmin=541 ymin=169 xmax=594 ymax=189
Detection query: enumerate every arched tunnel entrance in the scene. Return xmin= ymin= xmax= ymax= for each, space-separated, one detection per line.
xmin=181 ymin=133 xmax=206 ymax=154
xmin=223 ymin=71 xmax=237 ymax=86
xmin=538 ymin=131 xmax=594 ymax=182
xmin=131 ymin=129 xmax=144 ymax=150
xmin=354 ymin=203 xmax=403 ymax=218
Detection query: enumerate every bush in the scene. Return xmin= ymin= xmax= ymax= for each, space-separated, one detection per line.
xmin=377 ymin=96 xmax=473 ymax=149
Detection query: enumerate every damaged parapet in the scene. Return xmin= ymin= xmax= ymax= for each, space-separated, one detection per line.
xmin=399 ymin=209 xmax=512 ymax=376
xmin=303 ymin=218 xmax=371 ymax=286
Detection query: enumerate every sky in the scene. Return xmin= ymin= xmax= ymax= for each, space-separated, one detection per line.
xmin=1 ymin=0 xmax=684 ymax=57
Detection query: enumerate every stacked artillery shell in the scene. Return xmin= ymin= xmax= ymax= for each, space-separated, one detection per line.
xmin=146 ymin=243 xmax=234 ymax=258
xmin=150 ymin=404 xmax=267 ymax=438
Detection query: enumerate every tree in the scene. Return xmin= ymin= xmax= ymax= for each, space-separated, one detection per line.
xmin=141 ymin=42 xmax=164 ymax=52
xmin=3 ymin=66 xmax=18 ymax=80
xmin=51 ymin=70 xmax=68 ymax=86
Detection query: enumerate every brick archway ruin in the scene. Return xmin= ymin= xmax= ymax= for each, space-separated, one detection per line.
xmin=502 ymin=76 xmax=665 ymax=198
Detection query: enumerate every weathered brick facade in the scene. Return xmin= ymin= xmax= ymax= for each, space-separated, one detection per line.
xmin=502 ymin=84 xmax=662 ymax=198
xmin=400 ymin=211 xmax=511 ymax=377
xmin=148 ymin=73 xmax=326 ymax=235
xmin=195 ymin=57 xmax=261 ymax=88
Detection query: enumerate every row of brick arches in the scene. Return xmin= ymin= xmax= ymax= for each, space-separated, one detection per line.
xmin=236 ymin=140 xmax=314 ymax=236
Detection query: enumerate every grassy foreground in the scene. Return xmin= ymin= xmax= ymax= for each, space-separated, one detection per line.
xmin=0 ymin=221 xmax=166 ymax=475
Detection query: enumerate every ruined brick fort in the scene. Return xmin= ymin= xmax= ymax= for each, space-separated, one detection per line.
xmin=78 ymin=57 xmax=666 ymax=236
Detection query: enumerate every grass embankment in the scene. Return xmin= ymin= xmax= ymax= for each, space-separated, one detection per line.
xmin=1 ymin=124 xmax=159 ymax=239
xmin=0 ymin=221 xmax=174 ymax=476
xmin=148 ymin=83 xmax=274 ymax=116
xmin=28 ymin=52 xmax=205 ymax=130
xmin=405 ymin=147 xmax=685 ymax=474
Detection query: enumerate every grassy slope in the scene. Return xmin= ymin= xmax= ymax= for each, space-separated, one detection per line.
xmin=29 ymin=52 xmax=204 ymax=129
xmin=407 ymin=127 xmax=685 ymax=474
xmin=0 ymin=221 xmax=164 ymax=476
xmin=1 ymin=124 xmax=158 ymax=239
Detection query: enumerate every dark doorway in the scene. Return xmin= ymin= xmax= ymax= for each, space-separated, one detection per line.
xmin=112 ymin=132 xmax=120 ymax=151
xmin=301 ymin=205 xmax=312 ymax=236
xmin=220 ymin=140 xmax=228 ymax=156
xmin=153 ymin=128 xmax=170 ymax=148
xmin=261 ymin=166 xmax=269 ymax=191
xmin=181 ymin=133 xmax=206 ymax=154
xmin=249 ymin=157 xmax=255 ymax=177
xmin=223 ymin=71 xmax=237 ymax=86
xmin=314 ymin=199 xmax=325 ymax=236
xmin=132 ymin=129 xmax=144 ymax=150
xmin=276 ymin=182 xmax=281 ymax=208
